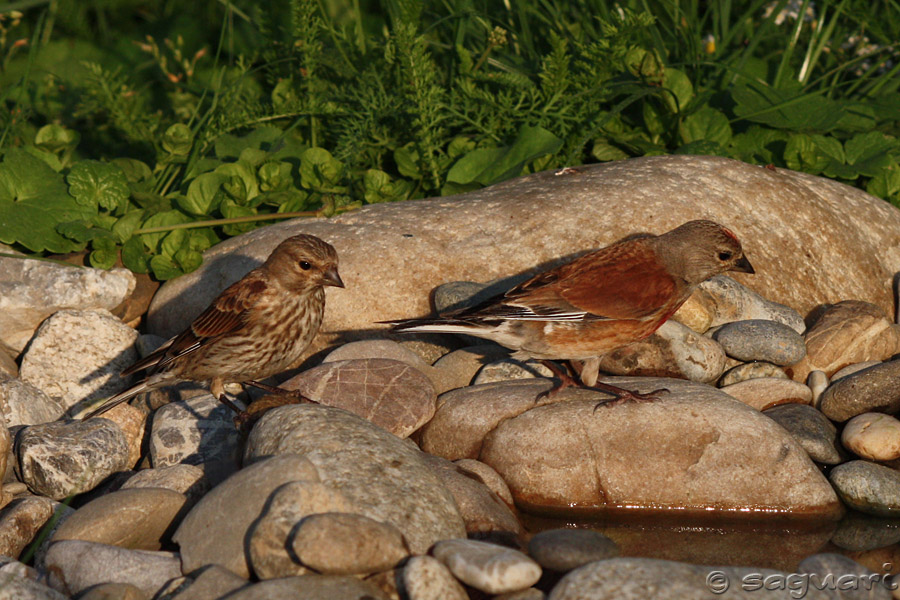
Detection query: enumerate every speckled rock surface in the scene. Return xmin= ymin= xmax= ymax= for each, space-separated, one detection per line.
xmin=147 ymin=156 xmax=900 ymax=362
xmin=19 ymin=309 xmax=138 ymax=411
xmin=0 ymin=258 xmax=134 ymax=356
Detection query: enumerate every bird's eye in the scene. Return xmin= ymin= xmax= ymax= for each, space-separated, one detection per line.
xmin=299 ymin=261 xmax=312 ymax=270
xmin=718 ymin=251 xmax=733 ymax=261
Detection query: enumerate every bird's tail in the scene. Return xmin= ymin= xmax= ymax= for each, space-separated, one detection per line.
xmin=80 ymin=380 xmax=157 ymax=420
xmin=386 ymin=317 xmax=489 ymax=336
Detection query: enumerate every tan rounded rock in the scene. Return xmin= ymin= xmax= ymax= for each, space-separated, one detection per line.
xmin=401 ymin=555 xmax=468 ymax=600
xmin=719 ymin=378 xmax=813 ymax=411
xmin=432 ymin=539 xmax=541 ymax=595
xmin=50 ymin=488 xmax=188 ymax=550
xmin=842 ymin=413 xmax=900 ymax=461
xmin=149 ymin=156 xmax=900 ymax=364
xmin=790 ymin=301 xmax=900 ymax=382
xmin=429 ymin=379 xmax=841 ymax=517
xmin=671 ymin=288 xmax=716 ymax=333
xmin=291 ymin=512 xmax=409 ymax=575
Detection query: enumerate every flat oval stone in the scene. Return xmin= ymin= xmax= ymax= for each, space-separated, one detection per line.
xmin=221 ymin=575 xmax=389 ymax=600
xmin=454 ymin=459 xmax=515 ymax=506
xmin=0 ymin=496 xmax=55 ymax=559
xmin=17 ymin=420 xmax=129 ymax=500
xmin=719 ymin=362 xmax=788 ymax=387
xmin=670 ymin=288 xmax=716 ymax=333
xmin=719 ymin=378 xmax=812 ymax=411
xmin=528 ymin=529 xmax=618 ymax=572
xmin=833 ymin=361 xmax=883 ymax=381
xmin=432 ymin=539 xmax=541 ymax=595
xmin=50 ymin=488 xmax=188 ymax=550
xmin=44 ymin=540 xmax=181 ymax=598
xmin=78 ymin=582 xmax=147 ymax=600
xmin=249 ymin=480 xmax=354 ymax=580
xmin=282 ymin=358 xmax=436 ymax=439
xmin=819 ymin=360 xmax=900 ymax=422
xmin=763 ymin=404 xmax=842 ymax=464
xmin=842 ymin=413 xmax=900 ymax=461
xmin=291 ymin=512 xmax=409 ymax=575
xmin=422 ymin=454 xmax=521 ymax=534
xmin=798 ymin=552 xmax=892 ymax=600
xmin=0 ymin=379 xmax=66 ymax=427
xmin=401 ymin=555 xmax=468 ymax=600
xmin=120 ymin=464 xmax=208 ymax=503
xmin=432 ymin=345 xmax=513 ymax=394
xmin=712 ymin=319 xmax=806 ymax=365
xmin=830 ymin=461 xmax=900 ymax=517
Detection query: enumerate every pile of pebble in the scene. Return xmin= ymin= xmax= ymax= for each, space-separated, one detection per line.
xmin=2 ymin=253 xmax=900 ymax=599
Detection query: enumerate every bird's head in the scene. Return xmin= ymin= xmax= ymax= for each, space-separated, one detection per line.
xmin=656 ymin=220 xmax=754 ymax=285
xmin=265 ymin=233 xmax=344 ymax=292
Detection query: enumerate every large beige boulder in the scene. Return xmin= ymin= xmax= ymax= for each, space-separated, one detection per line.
xmin=148 ymin=156 xmax=900 ymax=363
xmin=420 ymin=378 xmax=842 ymax=519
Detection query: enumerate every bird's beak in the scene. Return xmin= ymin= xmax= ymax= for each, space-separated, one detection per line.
xmin=323 ymin=266 xmax=345 ymax=288
xmin=730 ymin=255 xmax=755 ymax=274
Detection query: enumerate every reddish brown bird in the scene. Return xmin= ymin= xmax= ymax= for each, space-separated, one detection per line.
xmin=389 ymin=220 xmax=753 ymax=403
xmin=83 ymin=234 xmax=344 ymax=419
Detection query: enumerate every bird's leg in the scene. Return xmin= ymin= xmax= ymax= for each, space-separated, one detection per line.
xmin=536 ymin=360 xmax=584 ymax=400
xmin=210 ymin=377 xmax=245 ymax=415
xmin=245 ymin=380 xmax=318 ymax=404
xmin=536 ymin=359 xmax=668 ymax=409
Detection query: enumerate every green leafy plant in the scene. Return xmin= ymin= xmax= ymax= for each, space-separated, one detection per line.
xmin=0 ymin=0 xmax=898 ymax=279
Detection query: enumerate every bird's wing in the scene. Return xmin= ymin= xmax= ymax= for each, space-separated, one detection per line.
xmin=123 ymin=271 xmax=268 ymax=375
xmin=555 ymin=241 xmax=677 ymax=320
xmin=459 ymin=240 xmax=677 ymax=323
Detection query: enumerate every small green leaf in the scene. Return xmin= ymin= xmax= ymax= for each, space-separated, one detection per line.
xmin=189 ymin=229 xmax=218 ymax=252
xmin=258 ymin=162 xmax=293 ymax=193
xmin=394 ymin=144 xmax=421 ymax=179
xmin=732 ymin=83 xmax=843 ymax=132
xmin=140 ymin=209 xmax=191 ymax=252
xmin=446 ymin=147 xmax=506 ymax=185
xmin=661 ymin=68 xmax=693 ymax=113
xmin=215 ymin=161 xmax=258 ymax=204
xmin=162 ymin=124 xmax=194 ymax=156
xmin=121 ymin=236 xmax=150 ymax=274
xmin=680 ymin=106 xmax=732 ymax=147
xmin=300 ymin=148 xmax=344 ymax=191
xmin=112 ymin=210 xmax=145 ymax=243
xmin=591 ymin=140 xmax=629 ymax=162
xmin=471 ymin=125 xmax=563 ymax=186
xmin=175 ymin=247 xmax=203 ymax=273
xmin=844 ymin=132 xmax=896 ymax=177
xmin=214 ymin=126 xmax=283 ymax=159
xmin=35 ymin=124 xmax=80 ymax=153
xmin=182 ymin=172 xmax=226 ymax=216
xmin=56 ymin=221 xmax=96 ymax=243
xmin=161 ymin=229 xmax=188 ymax=258
xmin=220 ymin=199 xmax=257 ymax=236
xmin=276 ymin=191 xmax=311 ymax=213
xmin=784 ymin=134 xmax=844 ymax=175
xmin=67 ymin=160 xmax=130 ymax=211
xmin=89 ymin=236 xmax=118 ymax=270
xmin=675 ymin=140 xmax=724 ymax=155
xmin=111 ymin=158 xmax=153 ymax=184
xmin=150 ymin=254 xmax=184 ymax=280
xmin=447 ymin=137 xmax=476 ymax=159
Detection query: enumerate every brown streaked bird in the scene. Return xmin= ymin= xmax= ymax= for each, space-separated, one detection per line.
xmin=388 ymin=220 xmax=753 ymax=404
xmin=82 ymin=234 xmax=343 ymax=420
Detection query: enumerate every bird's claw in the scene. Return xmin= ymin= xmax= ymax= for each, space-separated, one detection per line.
xmin=592 ymin=387 xmax=669 ymax=411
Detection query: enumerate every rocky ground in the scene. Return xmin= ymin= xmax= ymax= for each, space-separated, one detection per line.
xmin=2 ymin=156 xmax=900 ymax=599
